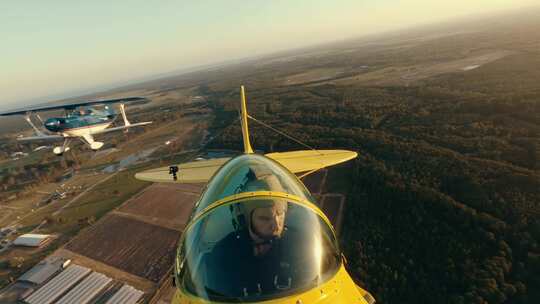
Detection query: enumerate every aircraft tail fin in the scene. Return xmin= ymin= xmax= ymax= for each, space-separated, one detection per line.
xmin=240 ymin=86 xmax=254 ymax=154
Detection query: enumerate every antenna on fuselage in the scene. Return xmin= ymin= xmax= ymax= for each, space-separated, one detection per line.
xmin=240 ymin=85 xmax=254 ymax=154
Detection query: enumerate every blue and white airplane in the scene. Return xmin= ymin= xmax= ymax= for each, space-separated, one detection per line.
xmin=0 ymin=97 xmax=152 ymax=155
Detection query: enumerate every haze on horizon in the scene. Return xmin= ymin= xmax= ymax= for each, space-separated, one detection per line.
xmin=0 ymin=0 xmax=537 ymax=110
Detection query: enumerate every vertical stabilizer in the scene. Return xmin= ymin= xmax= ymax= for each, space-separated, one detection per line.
xmin=240 ymin=86 xmax=254 ymax=154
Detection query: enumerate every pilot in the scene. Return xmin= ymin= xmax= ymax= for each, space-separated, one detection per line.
xmin=79 ymin=108 xmax=92 ymax=115
xmin=206 ymin=171 xmax=303 ymax=297
xmin=243 ymin=197 xmax=287 ymax=257
xmin=238 ymin=171 xmax=288 ymax=257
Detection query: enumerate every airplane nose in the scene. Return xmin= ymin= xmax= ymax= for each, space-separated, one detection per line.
xmin=44 ymin=118 xmax=62 ymax=132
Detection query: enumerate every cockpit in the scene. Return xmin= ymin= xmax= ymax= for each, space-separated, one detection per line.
xmin=175 ymin=154 xmax=342 ymax=302
xmin=70 ymin=108 xmax=93 ymax=116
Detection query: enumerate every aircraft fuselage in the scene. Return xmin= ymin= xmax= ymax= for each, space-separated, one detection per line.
xmin=44 ymin=111 xmax=114 ymax=136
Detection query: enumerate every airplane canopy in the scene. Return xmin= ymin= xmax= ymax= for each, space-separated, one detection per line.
xmin=174 ymin=154 xmax=341 ymax=301
xmin=193 ymin=154 xmax=313 ymax=217
xmin=177 ymin=196 xmax=341 ymax=302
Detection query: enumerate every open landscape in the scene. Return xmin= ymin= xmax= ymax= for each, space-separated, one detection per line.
xmin=65 ymin=214 xmax=179 ymax=283
xmin=1 ymin=6 xmax=539 ymax=304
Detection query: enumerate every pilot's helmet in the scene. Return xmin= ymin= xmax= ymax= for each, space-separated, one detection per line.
xmin=232 ymin=166 xmax=288 ymax=237
xmin=241 ymin=164 xmax=284 ymax=192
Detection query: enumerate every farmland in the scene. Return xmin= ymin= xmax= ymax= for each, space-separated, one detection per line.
xmin=65 ymin=214 xmax=179 ymax=283
xmin=47 ymin=182 xmax=203 ymax=300
xmin=300 ymin=168 xmax=348 ymax=234
xmin=117 ymin=183 xmax=202 ymax=230
xmin=300 ymin=169 xmax=326 ymax=195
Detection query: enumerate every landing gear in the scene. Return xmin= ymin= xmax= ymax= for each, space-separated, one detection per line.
xmin=53 ymin=139 xmax=71 ymax=156
xmin=53 ymin=146 xmax=71 ymax=156
xmin=90 ymin=141 xmax=104 ymax=150
xmin=82 ymin=134 xmax=104 ymax=150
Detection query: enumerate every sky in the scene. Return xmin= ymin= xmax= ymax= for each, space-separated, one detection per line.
xmin=0 ymin=0 xmax=537 ymax=109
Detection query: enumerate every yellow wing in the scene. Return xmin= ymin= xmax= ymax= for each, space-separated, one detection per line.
xmin=134 ymin=157 xmax=230 ymax=183
xmin=266 ymin=149 xmax=357 ymax=174
xmin=134 ymin=150 xmax=357 ymax=183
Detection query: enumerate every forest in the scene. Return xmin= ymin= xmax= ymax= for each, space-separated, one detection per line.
xmin=201 ymin=61 xmax=540 ymax=303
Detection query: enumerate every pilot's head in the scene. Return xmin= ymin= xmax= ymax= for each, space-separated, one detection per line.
xmin=249 ymin=199 xmax=287 ymax=240
xmin=241 ymin=170 xmax=288 ymax=241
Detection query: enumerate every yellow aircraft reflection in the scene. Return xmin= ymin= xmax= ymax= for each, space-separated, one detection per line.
xmin=135 ymin=86 xmax=375 ymax=303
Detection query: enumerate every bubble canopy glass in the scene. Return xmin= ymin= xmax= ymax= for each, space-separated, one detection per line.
xmin=193 ymin=154 xmax=313 ymax=216
xmin=176 ymin=155 xmax=342 ymax=302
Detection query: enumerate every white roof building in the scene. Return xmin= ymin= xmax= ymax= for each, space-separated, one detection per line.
xmin=13 ymin=234 xmax=52 ymax=247
xmin=24 ymin=265 xmax=91 ymax=304
xmin=18 ymin=257 xmax=67 ymax=284
xmin=105 ymin=285 xmax=144 ymax=304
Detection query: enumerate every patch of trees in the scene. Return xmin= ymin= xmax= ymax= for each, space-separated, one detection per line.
xmin=343 ymin=156 xmax=536 ymax=303
xmin=205 ymin=80 xmax=539 ymax=303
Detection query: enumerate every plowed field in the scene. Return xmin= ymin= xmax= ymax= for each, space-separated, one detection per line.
xmin=66 ymin=214 xmax=179 ymax=282
xmin=300 ymin=170 xmax=326 ymax=194
xmin=118 ymin=183 xmax=201 ymax=229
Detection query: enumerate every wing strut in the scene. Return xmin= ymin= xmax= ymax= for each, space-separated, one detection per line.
xmin=240 ymin=85 xmax=253 ymax=154
xmin=35 ymin=113 xmax=44 ymax=123
xmin=24 ymin=112 xmax=46 ymax=136
xmin=119 ymin=103 xmax=131 ymax=126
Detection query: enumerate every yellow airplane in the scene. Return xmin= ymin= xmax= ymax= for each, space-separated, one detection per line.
xmin=135 ymin=86 xmax=375 ymax=304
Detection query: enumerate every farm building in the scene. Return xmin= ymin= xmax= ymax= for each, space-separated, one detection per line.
xmin=13 ymin=234 xmax=52 ymax=247
xmin=18 ymin=257 xmax=68 ymax=285
xmin=23 ymin=264 xmax=92 ymax=304
xmin=105 ymin=285 xmax=144 ymax=304
xmin=21 ymin=263 xmax=144 ymax=304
